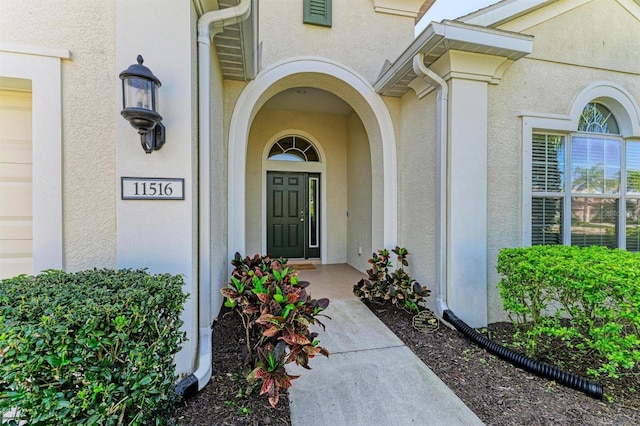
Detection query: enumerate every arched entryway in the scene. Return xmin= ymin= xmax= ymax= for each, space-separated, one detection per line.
xmin=228 ymin=57 xmax=397 ymax=271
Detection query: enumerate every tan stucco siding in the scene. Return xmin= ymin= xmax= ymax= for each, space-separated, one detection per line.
xmin=346 ymin=112 xmax=372 ymax=272
xmin=503 ymin=0 xmax=640 ymax=75
xmin=258 ymin=0 xmax=415 ymax=83
xmin=208 ymin=48 xmax=231 ymax=314
xmin=395 ymin=89 xmax=438 ymax=313
xmin=0 ymin=0 xmax=118 ymax=270
xmin=246 ymin=108 xmax=348 ymax=263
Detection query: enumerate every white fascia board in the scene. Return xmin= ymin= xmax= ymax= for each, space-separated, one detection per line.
xmin=460 ymin=0 xmax=559 ymax=27
xmin=438 ymin=20 xmax=534 ymax=53
xmin=374 ymin=24 xmax=441 ymax=93
xmin=374 ymin=0 xmax=426 ymax=17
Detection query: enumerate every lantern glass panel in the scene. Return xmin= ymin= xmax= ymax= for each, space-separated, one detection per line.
xmin=123 ymin=77 xmax=157 ymax=112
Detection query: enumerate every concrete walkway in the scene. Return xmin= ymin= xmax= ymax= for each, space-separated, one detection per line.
xmin=287 ymin=295 xmax=485 ymax=425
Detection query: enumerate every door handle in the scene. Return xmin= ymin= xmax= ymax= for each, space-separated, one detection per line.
xmin=300 ymin=211 xmax=304 ymax=222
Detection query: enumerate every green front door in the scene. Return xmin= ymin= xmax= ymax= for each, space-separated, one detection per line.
xmin=267 ymin=172 xmax=321 ymax=259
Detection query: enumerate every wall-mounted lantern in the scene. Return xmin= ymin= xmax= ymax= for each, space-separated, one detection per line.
xmin=119 ymin=55 xmax=165 ymax=154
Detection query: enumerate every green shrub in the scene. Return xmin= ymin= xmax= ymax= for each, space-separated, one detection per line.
xmin=220 ymin=253 xmax=330 ymax=408
xmin=353 ymin=247 xmax=430 ymax=312
xmin=497 ymin=245 xmax=640 ymax=378
xmin=0 ymin=269 xmax=188 ymax=425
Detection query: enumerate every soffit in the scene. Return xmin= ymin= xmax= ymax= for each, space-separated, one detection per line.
xmin=374 ymin=20 xmax=533 ymax=97
xmin=194 ymin=0 xmax=256 ymax=81
xmin=263 ymin=87 xmax=353 ymax=116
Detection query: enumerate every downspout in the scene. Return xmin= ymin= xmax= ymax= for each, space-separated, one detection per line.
xmin=412 ymin=53 xmax=450 ymax=318
xmin=175 ymin=0 xmax=252 ymax=397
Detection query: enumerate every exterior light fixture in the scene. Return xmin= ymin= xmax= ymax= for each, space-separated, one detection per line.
xmin=119 ymin=55 xmax=165 ymax=153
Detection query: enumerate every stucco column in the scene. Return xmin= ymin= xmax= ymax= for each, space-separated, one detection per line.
xmin=447 ymin=77 xmax=488 ymax=328
xmin=115 ymin=0 xmax=198 ymax=376
xmin=433 ymin=50 xmax=515 ymax=327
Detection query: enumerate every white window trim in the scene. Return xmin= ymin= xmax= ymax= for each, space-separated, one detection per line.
xmin=521 ymin=113 xmax=573 ymax=245
xmin=308 ymin=176 xmax=320 ymax=249
xmin=0 ymin=43 xmax=68 ymax=272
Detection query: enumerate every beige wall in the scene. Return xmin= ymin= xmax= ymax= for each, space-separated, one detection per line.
xmin=0 ymin=0 xmax=117 ymax=270
xmin=259 ymin=0 xmax=416 ymax=83
xmin=502 ymin=0 xmax=640 ymax=76
xmin=395 ymin=89 xmax=438 ymax=312
xmin=484 ymin=0 xmax=640 ymax=321
xmin=346 ymin=112 xmax=372 ymax=272
xmin=246 ymin=108 xmax=349 ymax=263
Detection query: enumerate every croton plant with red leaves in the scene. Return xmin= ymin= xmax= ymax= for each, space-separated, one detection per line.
xmin=221 ymin=253 xmax=330 ymax=407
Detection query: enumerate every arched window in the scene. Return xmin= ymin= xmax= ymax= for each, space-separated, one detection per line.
xmin=578 ymin=102 xmax=619 ymax=134
xmin=268 ymin=136 xmax=319 ymax=162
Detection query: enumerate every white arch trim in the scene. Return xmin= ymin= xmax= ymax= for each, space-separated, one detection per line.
xmin=569 ymin=81 xmax=640 ymax=137
xmin=228 ymin=56 xmax=398 ymax=260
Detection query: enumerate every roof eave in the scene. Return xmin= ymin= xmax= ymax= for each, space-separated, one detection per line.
xmin=374 ymin=20 xmax=533 ymax=97
xmin=459 ymin=0 xmax=559 ymax=28
xmin=194 ymin=0 xmax=258 ymax=81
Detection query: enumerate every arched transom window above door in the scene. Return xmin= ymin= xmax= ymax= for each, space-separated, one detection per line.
xmin=268 ymin=136 xmax=320 ymax=162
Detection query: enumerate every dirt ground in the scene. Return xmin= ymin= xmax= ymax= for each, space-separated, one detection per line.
xmin=173 ymin=303 xmax=639 ymax=426
xmin=173 ymin=307 xmax=291 ymax=426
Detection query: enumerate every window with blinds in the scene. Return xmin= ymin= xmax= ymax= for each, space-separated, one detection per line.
xmin=532 ymin=134 xmax=565 ymax=245
xmin=304 ymin=0 xmax=332 ymax=27
xmin=626 ymin=141 xmax=640 ymax=250
xmin=531 ymin=102 xmax=640 ymax=250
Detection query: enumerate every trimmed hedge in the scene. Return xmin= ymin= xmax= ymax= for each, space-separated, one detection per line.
xmin=0 ymin=269 xmax=187 ymax=425
xmin=497 ymin=245 xmax=640 ymax=378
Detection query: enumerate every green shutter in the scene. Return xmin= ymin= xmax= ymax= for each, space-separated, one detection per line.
xmin=304 ymin=0 xmax=332 ymax=28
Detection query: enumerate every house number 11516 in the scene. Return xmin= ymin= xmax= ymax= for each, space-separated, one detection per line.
xmin=121 ymin=177 xmax=184 ymax=200
xmin=134 ymin=181 xmax=172 ymax=196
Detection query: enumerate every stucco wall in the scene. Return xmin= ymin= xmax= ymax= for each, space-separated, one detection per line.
xmin=502 ymin=0 xmax=640 ymax=76
xmin=346 ymin=112 xmax=372 ymax=272
xmin=258 ymin=0 xmax=416 ymax=83
xmin=395 ymin=89 xmax=438 ymax=313
xmin=246 ymin=108 xmax=348 ymax=263
xmin=0 ymin=0 xmax=117 ymax=270
xmin=485 ymin=0 xmax=640 ymax=322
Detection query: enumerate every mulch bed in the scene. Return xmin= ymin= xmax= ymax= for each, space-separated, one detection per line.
xmin=173 ymin=302 xmax=639 ymax=425
xmin=173 ymin=307 xmax=291 ymax=426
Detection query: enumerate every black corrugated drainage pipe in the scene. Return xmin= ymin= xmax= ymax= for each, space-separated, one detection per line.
xmin=442 ymin=310 xmax=603 ymax=400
